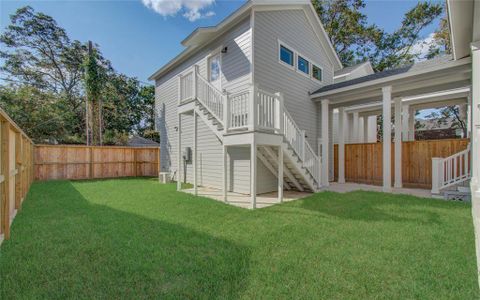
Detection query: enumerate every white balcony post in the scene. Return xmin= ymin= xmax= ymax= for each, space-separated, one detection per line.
xmin=382 ymin=86 xmax=392 ymax=192
xmin=275 ymin=92 xmax=284 ymax=134
xmin=193 ymin=65 xmax=198 ymax=100
xmin=338 ymin=107 xmax=346 ymax=184
xmin=301 ymin=130 xmax=306 ymax=163
xmin=251 ymin=139 xmax=257 ymax=209
xmin=223 ymin=145 xmax=228 ymax=202
xmin=278 ymin=145 xmax=283 ymax=203
xmin=177 ymin=114 xmax=182 ymax=191
xmin=249 ymin=84 xmax=257 ymax=131
xmin=224 ymin=94 xmax=230 ymax=134
xmin=394 ymin=97 xmax=402 ymax=188
xmin=321 ymin=100 xmax=330 ymax=187
xmin=193 ymin=111 xmax=198 ymax=195
xmin=431 ymin=158 xmax=444 ymax=194
xmin=471 ymin=42 xmax=480 ymax=185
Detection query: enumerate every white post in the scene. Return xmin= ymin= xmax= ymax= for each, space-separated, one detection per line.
xmin=469 ymin=41 xmax=480 ymax=291
xmin=402 ymin=104 xmax=409 ymax=141
xmin=224 ymin=93 xmax=230 ymax=134
xmin=301 ymin=130 xmax=306 ymax=162
xmin=321 ymin=100 xmax=330 ymax=187
xmin=193 ymin=111 xmax=198 ymax=195
xmin=352 ymin=112 xmax=359 ymax=143
xmin=394 ymin=97 xmax=402 ymax=188
xmin=251 ymin=140 xmax=257 ymax=209
xmin=193 ymin=65 xmax=198 ymax=100
xmin=249 ymin=84 xmax=257 ymax=131
xmin=276 ymin=92 xmax=284 ymax=134
xmin=431 ymin=157 xmax=443 ymax=194
xmin=223 ymin=145 xmax=227 ymax=202
xmin=177 ymin=114 xmax=182 ymax=191
xmin=278 ymin=145 xmax=283 ymax=203
xmin=408 ymin=106 xmax=415 ymax=141
xmin=382 ymin=86 xmax=392 ymax=192
xmin=338 ymin=107 xmax=346 ymax=183
xmin=359 ymin=116 xmax=366 ymax=143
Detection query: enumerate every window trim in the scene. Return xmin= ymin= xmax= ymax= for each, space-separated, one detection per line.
xmin=277 ymin=39 xmax=324 ymax=82
xmin=311 ymin=64 xmax=323 ymax=82
xmin=278 ymin=39 xmax=295 ymax=70
xmin=296 ymin=54 xmax=310 ymax=77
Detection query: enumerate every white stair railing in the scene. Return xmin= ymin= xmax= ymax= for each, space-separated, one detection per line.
xmin=196 ymin=74 xmax=225 ymax=124
xmin=432 ymin=146 xmax=471 ymax=194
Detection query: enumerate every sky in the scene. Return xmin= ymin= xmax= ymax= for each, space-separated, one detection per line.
xmin=0 ymin=0 xmax=443 ymax=84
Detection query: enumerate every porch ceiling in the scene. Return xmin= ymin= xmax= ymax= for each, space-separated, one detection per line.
xmin=311 ymin=57 xmax=472 ymax=108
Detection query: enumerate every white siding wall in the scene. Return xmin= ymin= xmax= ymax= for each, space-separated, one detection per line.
xmin=253 ymin=9 xmax=334 ymax=151
xmin=155 ymin=16 xmax=254 ymax=192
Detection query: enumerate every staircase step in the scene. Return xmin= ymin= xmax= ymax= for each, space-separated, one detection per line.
xmin=444 ymin=190 xmax=471 ymax=202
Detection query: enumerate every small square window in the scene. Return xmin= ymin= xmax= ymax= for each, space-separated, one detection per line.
xmin=280 ymin=45 xmax=294 ymax=66
xmin=298 ymin=56 xmax=309 ymax=74
xmin=312 ymin=65 xmax=322 ymax=81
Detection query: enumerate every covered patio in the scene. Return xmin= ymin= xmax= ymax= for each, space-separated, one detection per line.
xmin=311 ymin=55 xmax=472 ymax=195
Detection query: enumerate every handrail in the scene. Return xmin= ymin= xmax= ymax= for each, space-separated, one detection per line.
xmin=196 ymin=74 xmax=225 ymax=124
xmin=431 ymin=145 xmax=471 ymax=193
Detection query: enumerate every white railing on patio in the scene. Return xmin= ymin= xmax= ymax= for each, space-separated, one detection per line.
xmin=178 ymin=66 xmax=321 ymax=186
xmin=431 ymin=146 xmax=471 ymax=194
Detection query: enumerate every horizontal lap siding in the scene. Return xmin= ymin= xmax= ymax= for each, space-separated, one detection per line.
xmin=155 ymin=16 xmax=253 ymax=192
xmin=254 ymin=10 xmax=334 ymax=151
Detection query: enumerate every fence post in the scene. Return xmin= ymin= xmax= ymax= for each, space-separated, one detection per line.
xmin=89 ymin=147 xmax=94 ymax=178
xmin=431 ymin=157 xmax=443 ymax=194
xmin=14 ymin=132 xmax=21 ymax=210
xmin=1 ymin=121 xmax=10 ymax=240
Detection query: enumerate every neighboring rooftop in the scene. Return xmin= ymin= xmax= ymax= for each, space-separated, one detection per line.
xmin=334 ymin=61 xmax=372 ymax=77
xmin=127 ymin=135 xmax=159 ymax=147
xmin=314 ymin=55 xmax=453 ymax=94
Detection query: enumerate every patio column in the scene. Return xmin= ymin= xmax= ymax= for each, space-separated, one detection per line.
xmin=470 ymin=40 xmax=480 ymax=290
xmin=352 ymin=112 xmax=359 ymax=143
xmin=382 ymin=86 xmax=392 ymax=192
xmin=408 ymin=106 xmax=415 ymax=141
xmin=321 ymin=100 xmax=329 ymax=187
xmin=278 ymin=145 xmax=283 ymax=203
xmin=338 ymin=107 xmax=346 ymax=184
xmin=402 ymin=104 xmax=409 ymax=141
xmin=251 ymin=139 xmax=257 ymax=209
xmin=193 ymin=111 xmax=198 ymax=195
xmin=177 ymin=114 xmax=182 ymax=191
xmin=394 ymin=98 xmax=402 ymax=188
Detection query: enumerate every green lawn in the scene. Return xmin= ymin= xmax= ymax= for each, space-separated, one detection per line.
xmin=0 ymin=178 xmax=478 ymax=299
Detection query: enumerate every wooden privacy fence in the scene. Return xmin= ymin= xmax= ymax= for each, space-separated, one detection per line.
xmin=34 ymin=145 xmax=160 ymax=181
xmin=334 ymin=138 xmax=469 ymax=189
xmin=0 ymin=108 xmax=34 ymax=241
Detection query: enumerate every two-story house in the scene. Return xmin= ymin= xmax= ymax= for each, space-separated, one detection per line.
xmin=150 ymin=0 xmax=340 ymax=208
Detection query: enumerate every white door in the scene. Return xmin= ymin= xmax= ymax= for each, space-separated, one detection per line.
xmin=208 ymin=52 xmax=222 ymax=91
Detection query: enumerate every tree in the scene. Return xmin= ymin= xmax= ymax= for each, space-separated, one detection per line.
xmin=0 ymin=6 xmax=157 ymax=145
xmin=425 ymin=106 xmax=467 ymax=137
xmin=311 ymin=0 xmax=382 ymax=66
xmin=370 ymin=2 xmax=443 ymax=71
xmin=312 ymin=1 xmax=444 ymax=71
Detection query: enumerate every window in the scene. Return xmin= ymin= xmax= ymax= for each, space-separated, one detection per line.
xmin=312 ymin=65 xmax=322 ymax=81
xmin=297 ymin=56 xmax=309 ymax=75
xmin=280 ymin=45 xmax=294 ymax=66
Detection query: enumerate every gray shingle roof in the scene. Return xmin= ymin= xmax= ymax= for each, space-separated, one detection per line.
xmin=127 ymin=135 xmax=159 ymax=147
xmin=334 ymin=61 xmax=370 ymax=77
xmin=313 ymin=55 xmax=453 ymax=94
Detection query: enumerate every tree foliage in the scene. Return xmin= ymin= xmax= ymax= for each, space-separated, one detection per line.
xmin=0 ymin=6 xmax=156 ymax=145
xmin=313 ymin=0 xmax=444 ymax=71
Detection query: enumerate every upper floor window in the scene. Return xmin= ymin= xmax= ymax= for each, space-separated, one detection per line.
xmin=297 ymin=56 xmax=309 ymax=75
xmin=312 ymin=64 xmax=322 ymax=81
xmin=280 ymin=45 xmax=294 ymax=66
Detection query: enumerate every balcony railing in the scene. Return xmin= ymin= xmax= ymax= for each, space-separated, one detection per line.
xmin=178 ymin=65 xmax=321 ymax=186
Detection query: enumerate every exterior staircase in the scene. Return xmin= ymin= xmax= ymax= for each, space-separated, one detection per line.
xmin=178 ymin=65 xmax=321 ymax=193
xmin=432 ymin=146 xmax=471 ymax=201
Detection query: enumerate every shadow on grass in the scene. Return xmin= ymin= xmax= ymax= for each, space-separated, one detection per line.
xmin=299 ymin=191 xmax=452 ymax=224
xmin=0 ymin=181 xmax=250 ymax=299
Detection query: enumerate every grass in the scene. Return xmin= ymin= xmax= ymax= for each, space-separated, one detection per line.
xmin=0 ymin=178 xmax=478 ymax=299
